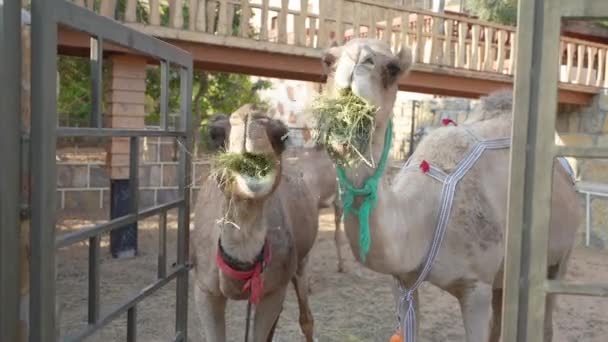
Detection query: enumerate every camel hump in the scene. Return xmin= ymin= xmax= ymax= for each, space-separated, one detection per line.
xmin=465 ymin=89 xmax=514 ymax=123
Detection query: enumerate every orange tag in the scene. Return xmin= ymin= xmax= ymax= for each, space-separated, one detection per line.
xmin=390 ymin=332 xmax=404 ymax=342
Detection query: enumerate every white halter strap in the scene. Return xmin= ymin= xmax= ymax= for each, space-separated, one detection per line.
xmin=394 ymin=127 xmax=510 ymax=342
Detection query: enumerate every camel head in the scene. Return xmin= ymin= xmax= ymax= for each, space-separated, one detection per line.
xmin=211 ymin=104 xmax=288 ymax=200
xmin=321 ymin=38 xmax=412 ymax=116
xmin=316 ymin=39 xmax=413 ymax=166
xmin=207 ymin=113 xmax=230 ymax=151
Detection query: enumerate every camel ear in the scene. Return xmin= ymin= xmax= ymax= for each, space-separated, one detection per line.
xmin=321 ymin=43 xmax=341 ymax=75
xmin=396 ymin=47 xmax=413 ymax=75
xmin=265 ymin=118 xmax=289 ymax=155
xmin=208 ymin=114 xmax=230 ymax=152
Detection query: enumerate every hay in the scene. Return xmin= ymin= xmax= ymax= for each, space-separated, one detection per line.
xmin=211 ymin=152 xmax=274 ymax=185
xmin=312 ymin=88 xmax=378 ymax=167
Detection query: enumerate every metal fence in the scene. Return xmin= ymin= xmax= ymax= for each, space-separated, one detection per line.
xmin=501 ymin=1 xmax=608 ymax=341
xmin=1 ymin=0 xmax=193 ymax=341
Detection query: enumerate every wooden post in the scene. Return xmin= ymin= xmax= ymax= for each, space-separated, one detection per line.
xmin=596 ymin=48 xmax=605 ymax=87
xmin=99 ymin=0 xmax=117 ymax=18
xmin=336 ymin=0 xmax=344 ymax=45
xmin=497 ymin=30 xmax=507 ymax=73
xmin=483 ymin=27 xmax=494 ymax=71
xmin=278 ymin=0 xmax=288 ymax=44
xmin=125 ymin=0 xmax=137 ymax=22
xmin=400 ymin=11 xmax=409 ymax=50
xmin=218 ymin=0 xmax=229 ymax=35
xmin=414 ymin=14 xmax=424 ymax=63
xmin=586 ymin=47 xmax=597 ymax=86
xmin=240 ymin=0 xmax=251 ymax=37
xmin=470 ymin=24 xmax=480 ymax=70
xmin=170 ymin=0 xmax=184 ymax=29
xmin=105 ymin=55 xmax=147 ymax=258
xmin=295 ymin=0 xmax=308 ymax=46
xmin=318 ymin=0 xmax=328 ymax=47
xmin=260 ymin=0 xmax=269 ymax=41
xmin=150 ymin=0 xmax=161 ymax=26
xmin=353 ymin=1 xmax=361 ymax=39
xmin=443 ymin=19 xmax=453 ymax=66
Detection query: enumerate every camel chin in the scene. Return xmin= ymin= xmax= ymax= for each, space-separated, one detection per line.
xmin=232 ymin=170 xmax=277 ymax=199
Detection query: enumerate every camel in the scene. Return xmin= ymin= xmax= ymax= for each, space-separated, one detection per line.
xmin=209 ymin=114 xmax=346 ymax=273
xmin=317 ymin=38 xmax=581 ymax=342
xmin=282 ymin=147 xmax=345 ymax=272
xmin=191 ymin=105 xmax=318 ymax=341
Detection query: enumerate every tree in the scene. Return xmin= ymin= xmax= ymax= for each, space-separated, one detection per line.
xmin=466 ymin=0 xmax=517 ymax=25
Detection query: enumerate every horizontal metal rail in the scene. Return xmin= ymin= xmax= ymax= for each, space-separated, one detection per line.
xmin=55 ymin=1 xmax=191 ymax=67
xmin=64 ymin=265 xmax=189 ymax=342
xmin=545 ymin=280 xmax=608 ymax=297
xmin=56 ymin=199 xmax=183 ymax=248
xmin=57 ymin=127 xmax=186 ymax=137
xmin=555 ymin=145 xmax=608 ymax=158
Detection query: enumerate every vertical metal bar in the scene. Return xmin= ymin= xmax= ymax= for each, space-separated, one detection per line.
xmin=158 ymin=211 xmax=167 ymax=279
xmin=90 ymin=36 xmax=103 ymax=128
xmin=0 ymin=1 xmax=23 ymax=341
xmin=130 ymin=137 xmax=140 ymax=216
xmin=501 ymin=0 xmax=561 ymax=341
xmin=175 ymin=65 xmax=193 ymax=340
xmin=88 ymin=235 xmax=100 ymax=323
xmin=30 ymin=0 xmax=59 ymax=340
xmin=586 ymin=192 xmax=591 ymax=247
xmin=407 ymin=100 xmax=417 ymax=158
xmin=127 ymin=306 xmax=137 ymax=342
xmin=160 ymin=60 xmax=169 ymax=130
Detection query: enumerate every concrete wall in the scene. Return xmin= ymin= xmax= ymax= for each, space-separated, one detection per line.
xmin=56 ymin=137 xmax=210 ymax=216
xmin=556 ymin=93 xmax=608 ymax=248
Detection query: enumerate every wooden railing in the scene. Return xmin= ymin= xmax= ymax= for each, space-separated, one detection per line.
xmin=69 ymin=0 xmax=608 ymax=88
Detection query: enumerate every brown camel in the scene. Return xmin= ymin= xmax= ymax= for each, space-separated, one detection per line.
xmin=191 ymin=105 xmax=318 ymax=341
xmin=209 ymin=114 xmax=346 ymax=273
xmin=318 ymin=38 xmax=580 ymax=342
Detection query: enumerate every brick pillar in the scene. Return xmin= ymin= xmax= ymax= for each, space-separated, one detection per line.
xmin=105 ymin=55 xmax=147 ymax=258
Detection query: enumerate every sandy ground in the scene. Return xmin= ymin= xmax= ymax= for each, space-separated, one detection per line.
xmin=57 ymin=210 xmax=608 ymax=342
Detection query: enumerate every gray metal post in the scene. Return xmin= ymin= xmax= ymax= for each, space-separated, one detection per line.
xmin=175 ymin=65 xmax=193 ymax=342
xmin=501 ymin=0 xmax=562 ymax=341
xmin=30 ymin=0 xmax=59 ymax=340
xmin=0 ymin=1 xmax=23 ymax=341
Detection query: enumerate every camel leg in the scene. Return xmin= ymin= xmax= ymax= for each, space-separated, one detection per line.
xmin=253 ymin=288 xmax=288 ymax=342
xmin=333 ymin=200 xmax=345 ymax=273
xmin=194 ymin=289 xmax=227 ymax=342
xmin=292 ymin=264 xmax=315 ymax=341
xmin=266 ymin=312 xmax=281 ymax=342
xmin=458 ymin=282 xmax=493 ymax=342
xmin=489 ymin=288 xmax=502 ymax=342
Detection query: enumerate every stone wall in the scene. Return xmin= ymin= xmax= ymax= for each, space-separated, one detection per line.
xmin=56 ymin=137 xmax=210 ymax=216
xmin=556 ymin=92 xmax=608 ymax=248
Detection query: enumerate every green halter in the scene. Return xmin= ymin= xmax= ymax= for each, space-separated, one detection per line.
xmin=336 ymin=120 xmax=393 ymax=261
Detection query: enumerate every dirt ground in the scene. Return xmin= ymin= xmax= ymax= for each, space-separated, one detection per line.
xmin=57 ymin=210 xmax=608 ymax=342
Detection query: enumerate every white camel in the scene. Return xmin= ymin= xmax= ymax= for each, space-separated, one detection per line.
xmin=318 ymin=38 xmax=581 ymax=342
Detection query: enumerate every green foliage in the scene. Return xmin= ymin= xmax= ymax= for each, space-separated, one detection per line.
xmin=57 ymin=56 xmax=92 ymax=126
xmin=466 ymin=0 xmax=517 ymax=25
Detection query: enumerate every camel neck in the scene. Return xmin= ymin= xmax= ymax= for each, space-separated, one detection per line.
xmin=219 ymin=198 xmax=268 ymax=263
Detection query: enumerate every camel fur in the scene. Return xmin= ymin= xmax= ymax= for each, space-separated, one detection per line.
xmin=319 ymin=38 xmax=581 ymax=342
xmin=209 ymin=114 xmax=346 ymax=273
xmin=191 ymin=105 xmax=318 ymax=341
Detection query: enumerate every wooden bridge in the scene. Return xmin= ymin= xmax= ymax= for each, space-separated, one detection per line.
xmin=58 ymin=0 xmax=608 ymax=104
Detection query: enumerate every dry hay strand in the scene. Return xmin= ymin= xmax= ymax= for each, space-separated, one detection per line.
xmin=210 ymin=152 xmax=274 ymax=186
xmin=312 ymin=88 xmax=378 ymax=168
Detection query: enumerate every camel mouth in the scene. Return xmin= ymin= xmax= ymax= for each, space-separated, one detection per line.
xmin=212 ymin=152 xmax=279 ymax=199
xmin=312 ymin=88 xmax=377 ymax=167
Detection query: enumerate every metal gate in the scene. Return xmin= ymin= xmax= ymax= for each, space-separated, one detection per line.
xmin=502 ymin=0 xmax=608 ymax=341
xmin=1 ymin=0 xmax=193 ymax=341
